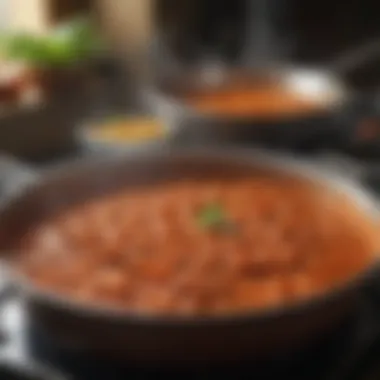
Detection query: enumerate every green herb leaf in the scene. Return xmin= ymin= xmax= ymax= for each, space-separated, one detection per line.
xmin=1 ymin=16 xmax=104 ymax=67
xmin=196 ymin=203 xmax=237 ymax=233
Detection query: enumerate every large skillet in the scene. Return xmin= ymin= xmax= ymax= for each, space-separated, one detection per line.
xmin=0 ymin=149 xmax=378 ymax=368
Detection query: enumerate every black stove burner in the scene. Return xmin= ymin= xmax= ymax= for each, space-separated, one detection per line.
xmin=22 ymin=289 xmax=380 ymax=380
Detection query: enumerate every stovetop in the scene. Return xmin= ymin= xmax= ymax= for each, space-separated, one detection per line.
xmin=1 ymin=153 xmax=380 ymax=380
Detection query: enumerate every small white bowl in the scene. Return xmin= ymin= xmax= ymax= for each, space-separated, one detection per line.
xmin=76 ymin=116 xmax=173 ymax=156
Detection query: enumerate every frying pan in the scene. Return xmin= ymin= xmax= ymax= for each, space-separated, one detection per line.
xmin=0 ymin=149 xmax=378 ymax=369
xmin=147 ymin=39 xmax=380 ymax=150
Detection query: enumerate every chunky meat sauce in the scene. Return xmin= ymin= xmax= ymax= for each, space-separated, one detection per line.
xmin=15 ymin=176 xmax=376 ymax=316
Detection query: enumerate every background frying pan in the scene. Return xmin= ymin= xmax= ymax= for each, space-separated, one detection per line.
xmin=147 ymin=38 xmax=380 ymax=151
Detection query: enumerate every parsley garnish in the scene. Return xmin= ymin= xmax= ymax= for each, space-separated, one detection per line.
xmin=196 ymin=203 xmax=237 ymax=233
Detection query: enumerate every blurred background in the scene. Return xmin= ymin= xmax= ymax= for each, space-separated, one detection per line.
xmin=0 ymin=0 xmax=380 ymax=161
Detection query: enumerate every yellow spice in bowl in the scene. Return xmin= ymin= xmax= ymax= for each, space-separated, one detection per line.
xmin=88 ymin=117 xmax=166 ymax=144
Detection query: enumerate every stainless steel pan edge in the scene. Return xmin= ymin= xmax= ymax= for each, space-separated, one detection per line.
xmin=0 ymin=155 xmax=70 ymax=380
xmin=0 ymin=147 xmax=379 ymax=325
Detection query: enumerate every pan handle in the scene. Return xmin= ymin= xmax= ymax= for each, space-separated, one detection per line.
xmin=0 ymin=155 xmax=40 ymax=200
xmin=329 ymin=37 xmax=380 ymax=76
xmin=333 ymin=92 xmax=380 ymax=156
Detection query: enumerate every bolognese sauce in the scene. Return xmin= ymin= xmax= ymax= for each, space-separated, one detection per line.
xmin=15 ymin=175 xmax=377 ymax=316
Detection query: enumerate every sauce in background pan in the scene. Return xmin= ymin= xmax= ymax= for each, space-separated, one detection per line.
xmin=185 ymin=81 xmax=330 ymax=120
